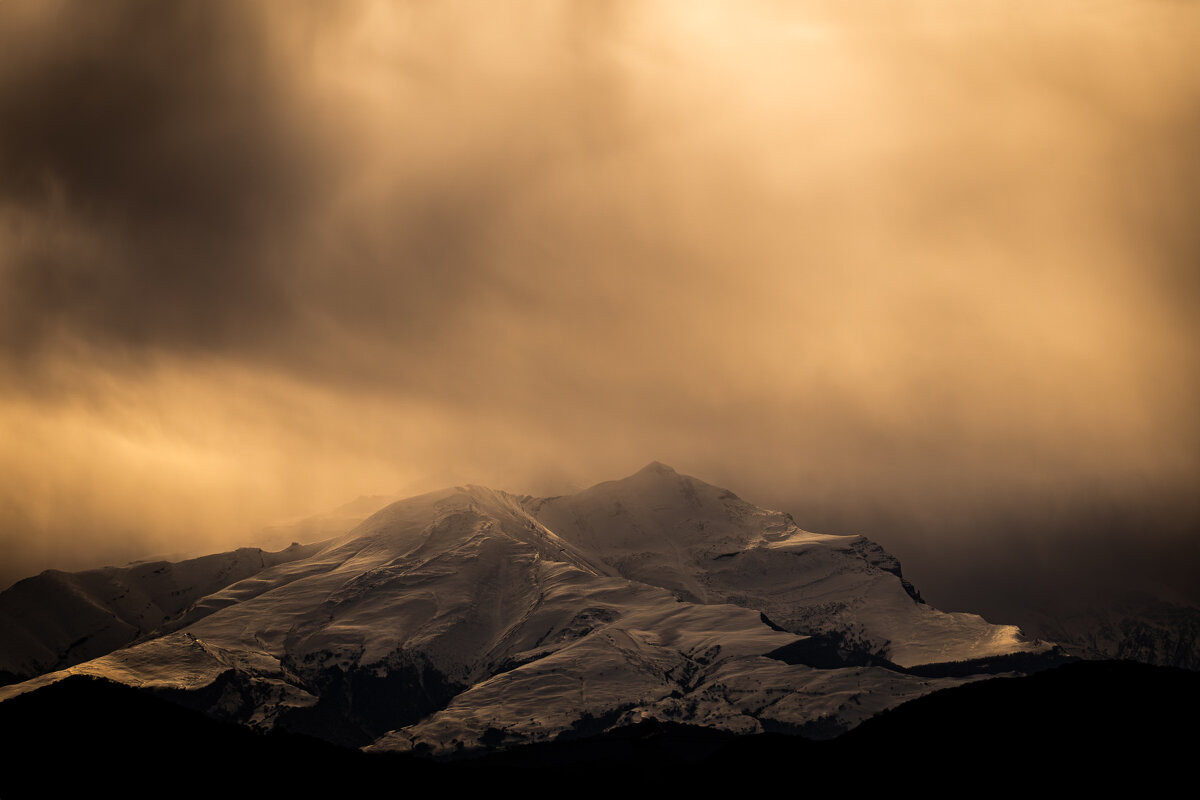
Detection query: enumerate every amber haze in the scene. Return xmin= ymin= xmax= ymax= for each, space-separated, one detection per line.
xmin=1 ymin=1 xmax=1197 ymax=615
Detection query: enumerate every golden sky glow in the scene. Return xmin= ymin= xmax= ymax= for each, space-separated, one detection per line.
xmin=1 ymin=1 xmax=1197 ymax=611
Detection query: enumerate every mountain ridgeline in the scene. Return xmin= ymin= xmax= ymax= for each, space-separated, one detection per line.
xmin=1 ymin=463 xmax=1058 ymax=754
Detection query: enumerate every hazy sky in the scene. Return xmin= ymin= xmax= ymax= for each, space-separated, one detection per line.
xmin=2 ymin=1 xmax=1197 ymax=615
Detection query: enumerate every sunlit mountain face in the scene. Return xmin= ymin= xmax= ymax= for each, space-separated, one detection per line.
xmin=0 ymin=462 xmax=1072 ymax=766
xmin=0 ymin=465 xmax=1195 ymax=793
xmin=0 ymin=466 xmax=1052 ymax=740
xmin=0 ymin=1 xmax=1197 ymax=786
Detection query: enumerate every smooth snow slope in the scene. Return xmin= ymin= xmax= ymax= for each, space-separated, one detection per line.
xmin=0 ymin=464 xmax=1049 ymax=753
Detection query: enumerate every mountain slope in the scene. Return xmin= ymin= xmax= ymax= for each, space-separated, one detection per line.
xmin=0 ymin=541 xmax=324 ymax=686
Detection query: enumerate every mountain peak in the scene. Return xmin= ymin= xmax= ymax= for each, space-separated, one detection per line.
xmin=636 ymin=460 xmax=679 ymax=476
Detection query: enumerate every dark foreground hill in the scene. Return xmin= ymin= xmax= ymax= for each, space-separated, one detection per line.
xmin=2 ymin=660 xmax=1194 ymax=796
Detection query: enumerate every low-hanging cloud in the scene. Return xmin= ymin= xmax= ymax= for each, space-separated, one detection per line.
xmin=1 ymin=1 xmax=1197 ymax=616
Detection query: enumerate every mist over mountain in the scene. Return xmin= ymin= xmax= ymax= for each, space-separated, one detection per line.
xmin=1 ymin=2 xmax=1197 ymax=647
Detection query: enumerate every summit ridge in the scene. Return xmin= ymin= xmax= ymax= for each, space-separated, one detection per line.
xmin=0 ymin=464 xmax=1051 ymax=754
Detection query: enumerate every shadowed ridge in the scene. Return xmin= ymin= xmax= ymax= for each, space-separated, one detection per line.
xmin=0 ymin=542 xmax=325 ymax=685
xmin=6 ymin=662 xmax=1193 ymax=792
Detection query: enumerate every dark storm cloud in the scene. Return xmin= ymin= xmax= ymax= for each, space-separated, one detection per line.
xmin=0 ymin=1 xmax=1197 ymax=621
xmin=0 ymin=0 xmax=647 ymax=386
xmin=0 ymin=0 xmax=316 ymax=356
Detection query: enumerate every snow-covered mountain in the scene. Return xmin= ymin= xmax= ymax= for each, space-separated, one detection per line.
xmin=0 ymin=463 xmax=1052 ymax=753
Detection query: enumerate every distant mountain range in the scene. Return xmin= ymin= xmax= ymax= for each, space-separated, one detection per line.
xmin=1024 ymin=594 xmax=1200 ymax=670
